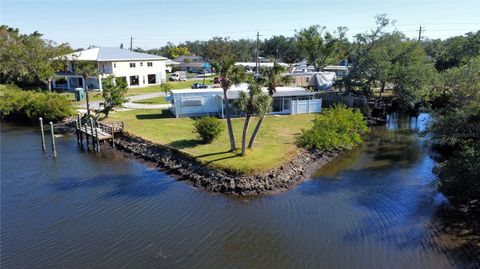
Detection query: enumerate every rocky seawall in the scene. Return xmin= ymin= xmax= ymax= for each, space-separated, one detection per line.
xmin=114 ymin=133 xmax=341 ymax=196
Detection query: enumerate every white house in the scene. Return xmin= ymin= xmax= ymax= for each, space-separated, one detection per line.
xmin=235 ymin=62 xmax=290 ymax=74
xmin=53 ymin=47 xmax=167 ymax=91
xmin=168 ymin=84 xmax=322 ymax=118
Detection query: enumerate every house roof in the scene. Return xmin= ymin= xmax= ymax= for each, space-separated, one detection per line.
xmin=235 ymin=62 xmax=290 ymax=68
xmin=174 ymin=55 xmax=206 ymax=62
xmin=166 ymin=59 xmax=180 ymax=65
xmin=171 ymin=84 xmax=315 ymax=99
xmin=61 ymin=47 xmax=167 ymax=62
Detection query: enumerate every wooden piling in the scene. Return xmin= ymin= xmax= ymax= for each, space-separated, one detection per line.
xmin=89 ymin=118 xmax=96 ymax=151
xmin=111 ymin=123 xmax=115 ymax=147
xmin=76 ymin=114 xmax=81 ymax=145
xmin=95 ymin=123 xmax=100 ymax=152
xmin=84 ymin=123 xmax=90 ymax=150
xmin=39 ymin=117 xmax=46 ymax=152
xmin=49 ymin=121 xmax=56 ymax=158
xmin=78 ymin=115 xmax=84 ymax=148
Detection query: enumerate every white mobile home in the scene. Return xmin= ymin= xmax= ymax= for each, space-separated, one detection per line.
xmin=53 ymin=47 xmax=167 ymax=91
xmin=168 ymin=84 xmax=322 ymax=118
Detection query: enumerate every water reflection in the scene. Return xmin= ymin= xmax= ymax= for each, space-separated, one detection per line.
xmin=1 ymin=115 xmax=479 ymax=269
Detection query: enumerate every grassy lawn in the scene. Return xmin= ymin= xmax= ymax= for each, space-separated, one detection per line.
xmin=132 ymin=96 xmax=169 ymax=104
xmin=107 ymin=109 xmax=316 ymax=175
xmin=60 ymin=91 xmax=105 ymax=103
xmin=126 ymin=79 xmax=215 ymax=96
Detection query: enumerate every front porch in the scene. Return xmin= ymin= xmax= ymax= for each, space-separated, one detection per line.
xmin=52 ymin=72 xmax=103 ymax=92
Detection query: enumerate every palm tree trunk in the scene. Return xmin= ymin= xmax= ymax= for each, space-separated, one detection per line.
xmin=241 ymin=114 xmax=251 ymax=155
xmin=248 ymin=115 xmax=264 ymax=148
xmin=85 ymin=85 xmax=91 ymax=116
xmin=47 ymin=77 xmax=52 ymax=92
xmin=223 ymin=90 xmax=236 ymax=151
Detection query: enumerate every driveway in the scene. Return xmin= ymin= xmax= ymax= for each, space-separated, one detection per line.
xmin=75 ymin=91 xmax=172 ymax=110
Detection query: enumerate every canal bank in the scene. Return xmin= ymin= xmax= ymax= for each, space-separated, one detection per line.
xmin=113 ymin=133 xmax=342 ymax=195
xmin=2 ymin=114 xmax=479 ymax=269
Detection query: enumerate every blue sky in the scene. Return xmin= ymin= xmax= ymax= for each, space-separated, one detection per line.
xmin=1 ymin=0 xmax=479 ymax=49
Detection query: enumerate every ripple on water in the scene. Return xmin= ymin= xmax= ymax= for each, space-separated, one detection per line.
xmin=1 ymin=116 xmax=479 ymax=269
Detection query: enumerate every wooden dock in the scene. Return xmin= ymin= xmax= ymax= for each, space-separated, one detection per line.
xmin=75 ymin=114 xmax=124 ymax=151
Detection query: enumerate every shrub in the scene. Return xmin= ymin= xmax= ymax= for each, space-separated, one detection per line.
xmin=193 ymin=116 xmax=224 ymax=144
xmin=297 ymin=104 xmax=368 ymax=150
xmin=0 ymin=85 xmax=73 ymax=123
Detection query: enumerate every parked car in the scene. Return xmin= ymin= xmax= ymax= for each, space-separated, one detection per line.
xmin=169 ymin=71 xmax=187 ymax=81
xmin=191 ymin=83 xmax=208 ymax=89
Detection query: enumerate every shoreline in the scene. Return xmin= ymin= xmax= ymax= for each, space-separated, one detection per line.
xmin=48 ymin=115 xmax=384 ymax=196
xmin=113 ymin=132 xmax=342 ymax=195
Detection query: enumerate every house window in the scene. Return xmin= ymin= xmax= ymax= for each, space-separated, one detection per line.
xmin=140 ymin=62 xmax=143 ymax=67
xmin=130 ymin=63 xmax=136 ymax=68
xmin=283 ymin=98 xmax=290 ymax=111
xmin=181 ymin=97 xmax=203 ymax=107
xmin=272 ymin=98 xmax=283 ymax=112
xmin=129 ymin=75 xmax=139 ymax=86
xmin=148 ymin=74 xmax=156 ymax=84
xmin=147 ymin=62 xmax=153 ymax=67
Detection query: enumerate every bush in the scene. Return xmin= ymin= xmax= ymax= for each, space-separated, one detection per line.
xmin=193 ymin=116 xmax=224 ymax=144
xmin=297 ymin=104 xmax=368 ymax=150
xmin=0 ymin=85 xmax=73 ymax=123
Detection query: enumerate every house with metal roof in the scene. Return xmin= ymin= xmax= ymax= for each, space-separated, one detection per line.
xmin=52 ymin=47 xmax=167 ymax=91
xmin=173 ymin=55 xmax=210 ymax=73
xmin=168 ymin=84 xmax=322 ymax=118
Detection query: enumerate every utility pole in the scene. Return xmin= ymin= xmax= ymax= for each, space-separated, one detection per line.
xmin=255 ymin=32 xmax=261 ymax=75
xmin=417 ymin=26 xmax=425 ymax=42
xmin=130 ymin=36 xmax=135 ymax=51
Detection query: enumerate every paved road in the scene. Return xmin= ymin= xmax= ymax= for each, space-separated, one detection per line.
xmin=75 ymin=91 xmax=173 ymax=110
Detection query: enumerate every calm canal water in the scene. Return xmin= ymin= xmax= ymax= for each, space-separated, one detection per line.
xmin=1 ymin=114 xmax=479 ymax=269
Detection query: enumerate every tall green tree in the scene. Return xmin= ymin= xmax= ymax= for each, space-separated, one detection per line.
xmin=427 ymin=57 xmax=480 ymax=209
xmin=204 ymin=37 xmax=233 ymax=63
xmin=235 ymin=82 xmax=271 ymax=155
xmin=101 ymin=76 xmax=128 ymax=118
xmin=424 ymin=31 xmax=480 ymax=71
xmin=390 ymin=41 xmax=438 ymax=111
xmin=296 ymin=25 xmax=347 ymax=71
xmin=212 ymin=56 xmax=247 ymax=151
xmin=165 ymin=46 xmax=190 ymax=59
xmin=0 ymin=25 xmax=72 ymax=90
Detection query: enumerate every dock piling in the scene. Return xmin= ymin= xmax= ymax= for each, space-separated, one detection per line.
xmin=85 ymin=123 xmax=90 ymax=150
xmin=79 ymin=114 xmax=84 ymax=148
xmin=76 ymin=114 xmax=81 ymax=145
xmin=111 ymin=123 xmax=115 ymax=148
xmin=89 ymin=118 xmax=96 ymax=151
xmin=95 ymin=123 xmax=100 ymax=152
xmin=39 ymin=117 xmax=46 ymax=152
xmin=49 ymin=121 xmax=56 ymax=158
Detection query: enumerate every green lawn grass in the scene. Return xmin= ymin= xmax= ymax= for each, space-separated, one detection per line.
xmin=132 ymin=96 xmax=169 ymax=104
xmin=107 ymin=109 xmax=316 ymax=175
xmin=60 ymin=91 xmax=104 ymax=103
xmin=126 ymin=79 xmax=215 ymax=96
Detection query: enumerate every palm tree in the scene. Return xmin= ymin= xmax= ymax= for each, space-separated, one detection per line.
xmin=235 ymin=83 xmax=271 ymax=155
xmin=212 ymin=56 xmax=247 ymax=151
xmin=75 ymin=61 xmax=98 ymax=116
xmin=248 ymin=62 xmax=290 ymax=148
